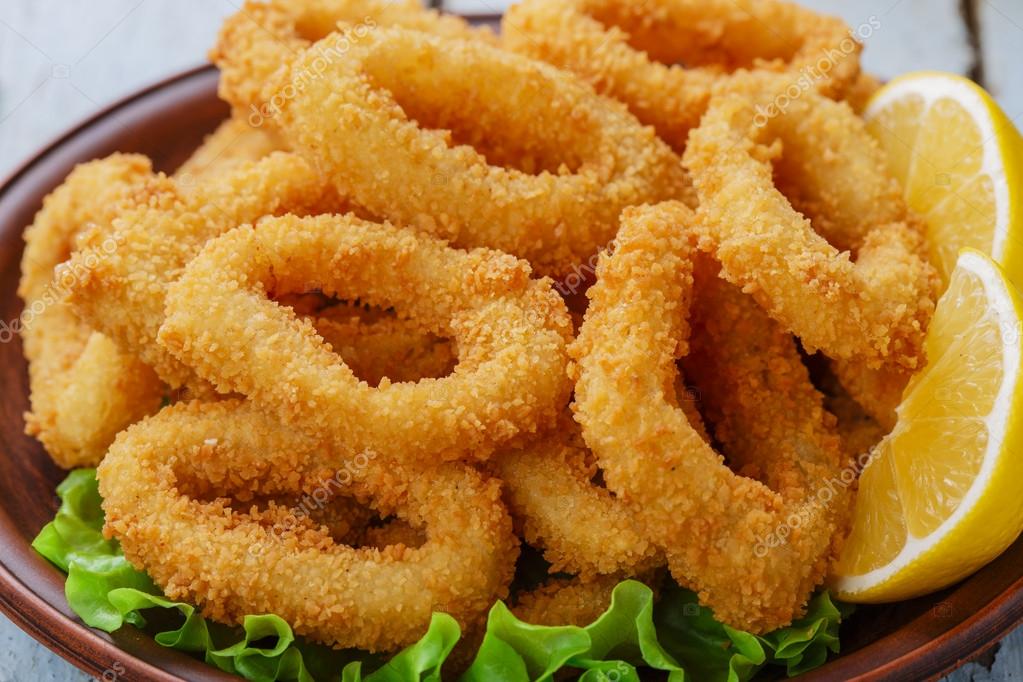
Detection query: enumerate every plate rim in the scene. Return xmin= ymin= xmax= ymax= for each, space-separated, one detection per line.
xmin=1 ymin=57 xmax=1023 ymax=682
xmin=0 ymin=63 xmax=240 ymax=682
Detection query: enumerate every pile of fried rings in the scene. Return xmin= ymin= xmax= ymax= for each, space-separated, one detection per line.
xmin=18 ymin=0 xmax=939 ymax=660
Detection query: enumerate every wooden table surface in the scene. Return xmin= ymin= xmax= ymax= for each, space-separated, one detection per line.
xmin=0 ymin=1 xmax=1020 ymax=680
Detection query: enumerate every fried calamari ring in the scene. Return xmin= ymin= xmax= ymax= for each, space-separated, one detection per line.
xmin=65 ymin=153 xmax=340 ymax=390
xmin=512 ymin=575 xmax=624 ymax=627
xmin=359 ymin=519 xmax=426 ymax=551
xmin=820 ymin=369 xmax=888 ymax=459
xmin=683 ymin=256 xmax=845 ymax=500
xmin=175 ymin=116 xmax=286 ymax=181
xmin=311 ymin=305 xmax=455 ymax=387
xmin=570 ymin=202 xmax=849 ymax=633
xmin=683 ymin=73 xmax=939 ymax=369
xmin=831 ymin=359 xmax=906 ymax=432
xmin=98 ymin=400 xmax=517 ymax=652
xmin=158 ymin=214 xmax=573 ymax=463
xmin=212 ymin=0 xmax=494 ymax=122
xmin=846 ymin=72 xmax=883 ymax=114
xmin=18 ymin=155 xmax=164 ymax=467
xmin=302 ymin=309 xmax=561 ymax=556
xmin=502 ymin=0 xmax=861 ymax=153
xmin=491 ymin=417 xmax=660 ymax=578
xmin=268 ymin=25 xmax=691 ymax=277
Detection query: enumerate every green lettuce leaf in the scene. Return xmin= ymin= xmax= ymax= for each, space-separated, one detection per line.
xmin=460 ymin=580 xmax=685 ymax=682
xmin=31 ymin=469 xmax=454 ymax=682
xmin=654 ymin=584 xmax=853 ymax=682
xmin=33 ymin=470 xmax=850 ymax=682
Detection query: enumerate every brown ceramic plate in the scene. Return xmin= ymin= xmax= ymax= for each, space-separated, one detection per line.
xmin=2 ymin=50 xmax=1023 ymax=682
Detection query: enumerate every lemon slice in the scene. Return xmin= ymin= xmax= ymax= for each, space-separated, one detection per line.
xmin=832 ymin=249 xmax=1023 ymax=602
xmin=864 ymin=72 xmax=1023 ymax=287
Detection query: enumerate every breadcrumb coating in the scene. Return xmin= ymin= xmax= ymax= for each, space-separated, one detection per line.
xmin=571 ymin=202 xmax=850 ymax=633
xmin=503 ymin=0 xmax=861 ymax=153
xmin=491 ymin=417 xmax=661 ymax=578
xmin=98 ymin=400 xmax=518 ymax=651
xmin=685 ymin=255 xmax=846 ymax=500
xmin=846 ymin=72 xmax=883 ymax=114
xmin=831 ymin=359 xmax=906 ymax=432
xmin=175 ymin=116 xmax=286 ymax=180
xmin=817 ymin=363 xmax=891 ymax=457
xmin=270 ymin=25 xmax=691 ymax=277
xmin=158 ymin=214 xmax=573 ymax=464
xmin=683 ymin=73 xmax=939 ymax=369
xmin=312 ymin=309 xmax=455 ymax=387
xmin=18 ymin=155 xmax=164 ymax=467
xmin=512 ymin=575 xmax=622 ymax=627
xmin=64 ymin=153 xmax=340 ymax=390
xmin=211 ymin=0 xmax=494 ymax=122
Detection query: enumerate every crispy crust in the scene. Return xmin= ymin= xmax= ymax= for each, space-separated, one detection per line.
xmin=211 ymin=0 xmax=494 ymax=121
xmin=491 ymin=418 xmax=661 ymax=578
xmin=831 ymin=359 xmax=906 ymax=433
xmin=158 ymin=214 xmax=573 ymax=464
xmin=685 ymin=255 xmax=846 ymax=499
xmin=512 ymin=575 xmax=623 ymax=627
xmin=503 ymin=0 xmax=861 ymax=153
xmin=269 ymin=25 xmax=691 ymax=277
xmin=312 ymin=308 xmax=455 ymax=387
xmin=98 ymin=400 xmax=518 ymax=651
xmin=175 ymin=116 xmax=286 ymax=180
xmin=19 ymin=155 xmax=164 ymax=467
xmin=64 ymin=153 xmax=341 ymax=390
xmin=683 ymin=73 xmax=939 ymax=369
xmin=571 ymin=202 xmax=849 ymax=632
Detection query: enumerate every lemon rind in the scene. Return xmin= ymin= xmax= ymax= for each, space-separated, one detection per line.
xmin=865 ymin=72 xmax=1018 ymax=266
xmin=832 ymin=250 xmax=1023 ymax=600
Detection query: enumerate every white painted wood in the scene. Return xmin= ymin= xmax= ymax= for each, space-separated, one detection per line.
xmin=798 ymin=0 xmax=974 ymax=80
xmin=945 ymin=627 xmax=1023 ymax=682
xmin=0 ymin=0 xmax=234 ymax=176
xmin=443 ymin=0 xmax=513 ymax=15
xmin=0 ymin=2 xmax=232 ymax=680
xmin=978 ymin=0 xmax=1023 ymax=124
xmin=0 ymin=623 xmax=90 ymax=682
xmin=0 ymin=1 xmax=1018 ymax=681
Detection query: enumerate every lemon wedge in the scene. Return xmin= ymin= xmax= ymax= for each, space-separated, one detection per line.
xmin=863 ymin=72 xmax=1023 ymax=287
xmin=832 ymin=249 xmax=1023 ymax=602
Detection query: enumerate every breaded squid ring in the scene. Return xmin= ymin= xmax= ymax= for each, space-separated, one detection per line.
xmin=570 ymin=202 xmax=849 ymax=633
xmin=268 ymin=25 xmax=691 ymax=277
xmin=98 ymin=400 xmax=517 ymax=652
xmin=684 ymin=255 xmax=846 ymax=500
xmin=494 ymin=254 xmax=849 ymax=583
xmin=490 ymin=418 xmax=660 ymax=578
xmin=158 ymin=214 xmax=573 ymax=464
xmin=212 ymin=0 xmax=494 ymax=122
xmin=18 ymin=155 xmax=164 ymax=467
xmin=817 ymin=366 xmax=889 ymax=459
xmin=511 ymin=575 xmax=624 ymax=627
xmin=683 ymin=73 xmax=939 ymax=369
xmin=502 ymin=0 xmax=861 ymax=153
xmin=831 ymin=359 xmax=906 ymax=432
xmin=174 ymin=116 xmax=286 ymax=181
xmin=64 ymin=153 xmax=341 ymax=390
xmin=312 ymin=308 xmax=455 ymax=387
